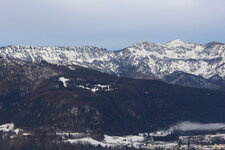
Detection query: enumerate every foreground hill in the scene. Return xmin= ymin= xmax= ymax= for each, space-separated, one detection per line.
xmin=0 ymin=57 xmax=225 ymax=135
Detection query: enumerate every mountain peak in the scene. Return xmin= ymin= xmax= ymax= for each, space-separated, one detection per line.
xmin=130 ymin=41 xmax=162 ymax=49
xmin=165 ymin=39 xmax=188 ymax=47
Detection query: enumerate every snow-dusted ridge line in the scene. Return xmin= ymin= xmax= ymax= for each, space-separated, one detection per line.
xmin=0 ymin=40 xmax=225 ymax=79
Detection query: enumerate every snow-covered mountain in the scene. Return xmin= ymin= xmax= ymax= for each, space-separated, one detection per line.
xmin=115 ymin=40 xmax=225 ymax=79
xmin=0 ymin=39 xmax=225 ymax=89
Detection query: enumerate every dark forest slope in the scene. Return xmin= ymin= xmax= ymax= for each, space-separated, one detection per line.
xmin=0 ymin=58 xmax=225 ymax=135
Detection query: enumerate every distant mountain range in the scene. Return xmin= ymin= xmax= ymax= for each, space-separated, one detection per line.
xmin=1 ymin=39 xmax=225 ymax=89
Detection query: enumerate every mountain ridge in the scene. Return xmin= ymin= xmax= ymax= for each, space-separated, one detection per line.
xmin=0 ymin=40 xmax=225 ymax=89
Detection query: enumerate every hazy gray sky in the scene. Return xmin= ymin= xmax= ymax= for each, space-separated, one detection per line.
xmin=0 ymin=0 xmax=225 ymax=49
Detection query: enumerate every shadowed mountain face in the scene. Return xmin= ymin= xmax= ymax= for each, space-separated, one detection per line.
xmin=0 ymin=40 xmax=225 ymax=90
xmin=0 ymin=58 xmax=225 ymax=135
xmin=164 ymin=71 xmax=225 ymax=90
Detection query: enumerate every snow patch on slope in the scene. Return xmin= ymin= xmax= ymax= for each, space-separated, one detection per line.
xmin=64 ymin=134 xmax=145 ymax=148
xmin=65 ymin=137 xmax=107 ymax=147
xmin=59 ymin=77 xmax=70 ymax=87
xmin=103 ymin=134 xmax=144 ymax=147
xmin=77 ymin=84 xmax=113 ymax=92
xmin=0 ymin=123 xmax=23 ymax=134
